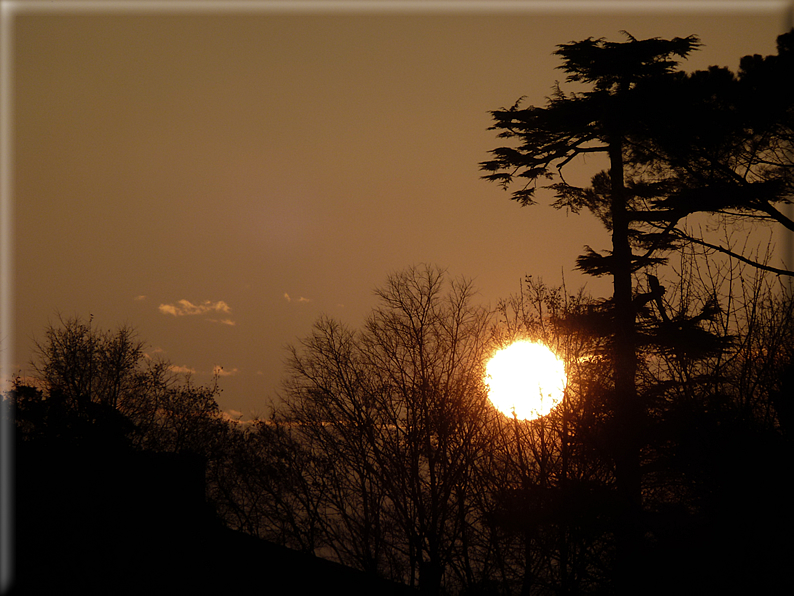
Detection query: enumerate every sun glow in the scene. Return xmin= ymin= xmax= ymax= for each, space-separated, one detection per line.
xmin=485 ymin=340 xmax=567 ymax=421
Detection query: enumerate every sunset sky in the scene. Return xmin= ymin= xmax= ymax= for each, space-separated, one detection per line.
xmin=6 ymin=1 xmax=791 ymax=418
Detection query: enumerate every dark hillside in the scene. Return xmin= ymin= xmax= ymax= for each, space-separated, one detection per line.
xmin=12 ymin=435 xmax=414 ymax=595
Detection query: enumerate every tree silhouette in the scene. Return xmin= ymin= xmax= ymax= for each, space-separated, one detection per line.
xmin=9 ymin=314 xmax=422 ymax=594
xmin=279 ymin=265 xmax=492 ymax=595
xmin=478 ymin=279 xmax=617 ymax=594
xmin=19 ymin=314 xmax=225 ymax=456
xmin=32 ymin=314 xmax=144 ymax=415
xmin=482 ymin=31 xmax=794 ymax=593
xmin=9 ymin=316 xmax=224 ymax=593
xmin=625 ymin=29 xmax=794 ymax=276
xmin=482 ymin=33 xmax=706 ymax=592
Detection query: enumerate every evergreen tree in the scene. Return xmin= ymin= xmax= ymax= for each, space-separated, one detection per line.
xmin=481 ymin=33 xmax=708 ymax=592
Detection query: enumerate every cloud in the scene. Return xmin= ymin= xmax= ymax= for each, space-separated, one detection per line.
xmin=207 ymin=318 xmax=236 ymax=326
xmin=284 ymin=293 xmax=311 ymax=304
xmin=168 ymin=364 xmax=196 ymax=375
xmin=213 ymin=365 xmax=239 ymax=377
xmin=224 ymin=409 xmax=242 ymax=420
xmin=134 ymin=295 xmax=147 ymax=301
xmin=159 ymin=299 xmax=231 ymax=317
xmin=219 ymin=410 xmax=255 ymax=428
xmin=143 ymin=347 xmax=165 ymax=360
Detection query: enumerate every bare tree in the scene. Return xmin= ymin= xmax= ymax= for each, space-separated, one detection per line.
xmin=469 ymin=279 xmax=617 ymax=595
xmin=21 ymin=314 xmax=225 ymax=457
xmin=32 ymin=314 xmax=144 ymax=415
xmin=278 ymin=265 xmax=492 ymax=595
xmin=206 ymin=416 xmax=326 ymax=554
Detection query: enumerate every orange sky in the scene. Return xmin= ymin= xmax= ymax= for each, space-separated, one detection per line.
xmin=6 ymin=1 xmax=791 ymax=417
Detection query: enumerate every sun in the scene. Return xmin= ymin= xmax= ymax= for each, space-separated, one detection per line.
xmin=484 ymin=340 xmax=567 ymax=421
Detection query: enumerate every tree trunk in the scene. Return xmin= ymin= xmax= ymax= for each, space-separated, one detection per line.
xmin=608 ymin=137 xmax=642 ymax=595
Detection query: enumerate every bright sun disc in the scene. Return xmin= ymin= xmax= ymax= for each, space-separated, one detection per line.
xmin=485 ymin=340 xmax=567 ymax=421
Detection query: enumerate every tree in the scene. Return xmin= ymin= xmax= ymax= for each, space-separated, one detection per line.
xmin=9 ymin=315 xmax=238 ymax=593
xmin=481 ymin=33 xmax=707 ymax=592
xmin=32 ymin=314 xmax=144 ymax=414
xmin=206 ymin=415 xmax=326 ymax=554
xmin=634 ymin=246 xmax=794 ymax=593
xmin=481 ymin=31 xmax=794 ymax=592
xmin=478 ymin=279 xmax=617 ymax=595
xmin=616 ymin=29 xmax=794 ymax=277
xmin=279 ymin=265 xmax=492 ymax=595
xmin=18 ymin=314 xmax=225 ymax=457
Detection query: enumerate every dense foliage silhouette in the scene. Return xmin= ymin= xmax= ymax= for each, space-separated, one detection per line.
xmin=480 ymin=29 xmax=794 ymax=595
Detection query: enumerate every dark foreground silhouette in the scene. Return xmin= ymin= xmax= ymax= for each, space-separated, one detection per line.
xmin=12 ymin=435 xmax=415 ymax=595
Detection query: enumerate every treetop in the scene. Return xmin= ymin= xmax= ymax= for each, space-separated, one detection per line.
xmin=554 ymin=32 xmax=701 ymax=91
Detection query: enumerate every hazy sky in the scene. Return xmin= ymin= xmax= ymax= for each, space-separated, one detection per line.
xmin=7 ymin=1 xmax=791 ymax=417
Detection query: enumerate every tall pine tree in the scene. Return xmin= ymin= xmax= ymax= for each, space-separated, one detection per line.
xmin=481 ymin=33 xmax=702 ymax=592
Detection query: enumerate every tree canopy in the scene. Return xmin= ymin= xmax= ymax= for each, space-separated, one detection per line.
xmin=481 ymin=29 xmax=794 ymax=594
xmin=482 ymin=30 xmax=794 ymax=277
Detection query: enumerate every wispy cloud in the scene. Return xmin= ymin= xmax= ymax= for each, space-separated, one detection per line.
xmin=134 ymin=295 xmax=147 ymax=301
xmin=219 ymin=409 xmax=255 ymax=428
xmin=206 ymin=318 xmax=236 ymax=326
xmin=213 ymin=365 xmax=239 ymax=377
xmin=169 ymin=364 xmax=196 ymax=375
xmin=284 ymin=292 xmax=311 ymax=303
xmin=143 ymin=347 xmax=165 ymax=360
xmin=159 ymin=299 xmax=231 ymax=317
